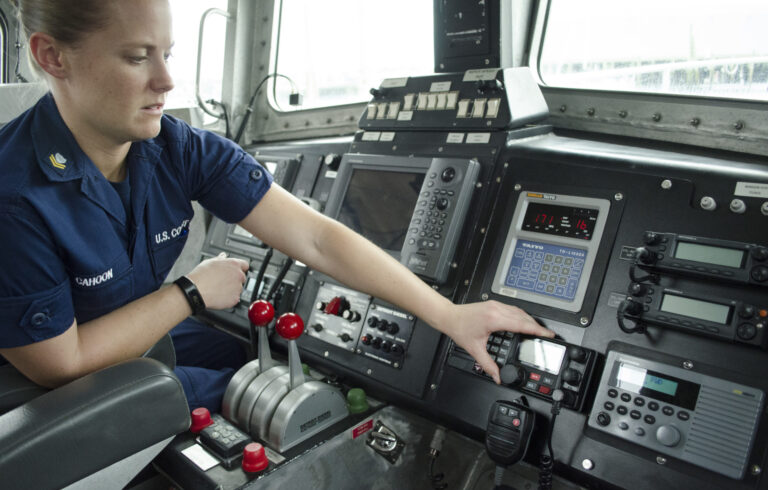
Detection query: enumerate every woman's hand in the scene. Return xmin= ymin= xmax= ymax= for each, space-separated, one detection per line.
xmin=440 ymin=300 xmax=555 ymax=384
xmin=187 ymin=253 xmax=250 ymax=310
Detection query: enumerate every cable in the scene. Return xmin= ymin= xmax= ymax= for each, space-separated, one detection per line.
xmin=617 ymin=299 xmax=646 ymax=334
xmin=206 ymin=99 xmax=231 ymax=140
xmin=427 ymin=426 xmax=447 ymax=489
xmin=629 ymin=263 xmax=659 ymax=284
xmin=250 ymin=247 xmax=273 ymax=303
xmin=266 ymin=257 xmax=294 ymax=302
xmin=537 ymin=390 xmax=563 ymax=490
xmin=232 ymin=72 xmax=298 ymax=145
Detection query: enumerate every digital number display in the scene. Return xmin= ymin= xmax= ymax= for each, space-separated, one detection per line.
xmin=517 ymin=338 xmax=566 ymax=375
xmin=522 ymin=202 xmax=598 ymax=240
xmin=674 ymin=241 xmax=745 ymax=268
xmin=660 ymin=293 xmax=731 ymax=325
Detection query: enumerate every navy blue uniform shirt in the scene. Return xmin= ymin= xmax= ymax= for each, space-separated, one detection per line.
xmin=0 ymin=93 xmax=272 ymax=348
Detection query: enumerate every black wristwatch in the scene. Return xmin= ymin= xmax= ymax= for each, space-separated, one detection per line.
xmin=174 ymin=275 xmax=206 ymax=314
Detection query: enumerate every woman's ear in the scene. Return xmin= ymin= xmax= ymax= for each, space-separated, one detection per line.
xmin=28 ymin=32 xmax=68 ymax=79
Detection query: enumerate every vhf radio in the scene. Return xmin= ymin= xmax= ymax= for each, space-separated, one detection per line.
xmin=620 ymin=232 xmax=768 ymax=348
xmin=448 ymin=334 xmax=597 ymax=411
xmin=634 ymin=232 xmax=768 ymax=286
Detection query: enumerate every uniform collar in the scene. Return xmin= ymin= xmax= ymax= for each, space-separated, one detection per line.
xmin=30 ymin=93 xmax=164 ymax=226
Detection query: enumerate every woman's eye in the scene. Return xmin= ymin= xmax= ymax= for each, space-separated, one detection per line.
xmin=128 ymin=56 xmax=148 ymax=64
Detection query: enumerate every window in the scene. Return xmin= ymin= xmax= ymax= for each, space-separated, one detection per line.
xmin=0 ymin=8 xmax=8 ymax=83
xmin=539 ymin=0 xmax=768 ymax=101
xmin=271 ymin=0 xmax=434 ymax=111
xmin=167 ymin=0 xmax=227 ymax=110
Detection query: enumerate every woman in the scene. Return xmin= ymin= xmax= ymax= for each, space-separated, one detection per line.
xmin=0 ymin=0 xmax=553 ymax=411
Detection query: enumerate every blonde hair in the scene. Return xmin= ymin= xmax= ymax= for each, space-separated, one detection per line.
xmin=13 ymin=0 xmax=115 ymax=46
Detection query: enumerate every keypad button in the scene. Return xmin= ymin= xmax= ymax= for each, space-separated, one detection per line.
xmin=617 ymin=406 xmax=628 ymax=415
xmin=662 ymin=406 xmax=674 ymax=416
xmin=644 ymin=415 xmax=656 ymax=425
xmin=620 ymin=393 xmax=631 ymax=402
xmin=607 ymin=389 xmax=618 ymax=398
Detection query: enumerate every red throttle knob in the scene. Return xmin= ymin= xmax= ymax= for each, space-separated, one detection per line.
xmin=248 ymin=300 xmax=275 ymax=326
xmin=242 ymin=442 xmax=269 ymax=473
xmin=276 ymin=312 xmax=304 ymax=340
xmin=189 ymin=407 xmax=213 ymax=433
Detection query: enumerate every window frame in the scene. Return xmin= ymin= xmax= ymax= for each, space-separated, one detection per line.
xmin=0 ymin=8 xmax=9 ymax=83
xmin=528 ymin=0 xmax=768 ymax=158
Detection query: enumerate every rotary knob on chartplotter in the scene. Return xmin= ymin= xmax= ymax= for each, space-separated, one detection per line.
xmin=635 ymin=247 xmax=657 ymax=265
xmin=268 ymin=312 xmax=349 ymax=452
xmin=221 ymin=300 xmax=281 ymax=424
xmin=324 ymin=153 xmax=342 ymax=171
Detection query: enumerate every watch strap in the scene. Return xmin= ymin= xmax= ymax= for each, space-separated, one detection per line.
xmin=174 ymin=275 xmax=206 ymax=315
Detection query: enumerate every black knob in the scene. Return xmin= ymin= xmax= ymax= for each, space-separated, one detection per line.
xmin=751 ymin=247 xmax=768 ymax=262
xmin=629 ymin=282 xmax=646 ymax=297
xmin=499 ymin=365 xmax=524 ymax=386
xmin=567 ymin=346 xmax=587 ymax=363
xmin=440 ymin=167 xmax=456 ymax=182
xmin=623 ymin=299 xmax=644 ymax=316
xmin=562 ymin=368 xmax=582 ymax=385
xmin=390 ymin=344 xmax=403 ymax=355
xmin=323 ymin=153 xmax=341 ymax=171
xmin=377 ymin=319 xmax=389 ymax=332
xmin=381 ymin=341 xmax=391 ymax=353
xmin=367 ymin=316 xmax=379 ymax=328
xmin=751 ymin=265 xmax=768 ymax=282
xmin=737 ymin=323 xmax=757 ymax=341
xmin=312 ymin=324 xmax=323 ymax=332
xmin=372 ymin=337 xmax=382 ymax=349
xmin=596 ymin=412 xmax=611 ymax=426
xmin=315 ymin=301 xmax=326 ymax=311
xmin=436 ymin=198 xmax=449 ymax=211
xmin=339 ymin=333 xmax=352 ymax=342
xmin=636 ymin=247 xmax=657 ymax=265
xmin=342 ymin=310 xmax=361 ymax=322
xmin=643 ymin=232 xmax=660 ymax=245
xmin=738 ymin=304 xmax=755 ymax=318
xmin=388 ymin=322 xmax=400 ymax=335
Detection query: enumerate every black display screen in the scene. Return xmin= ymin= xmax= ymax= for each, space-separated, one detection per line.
xmin=337 ymin=169 xmax=425 ymax=252
xmin=522 ymin=202 xmax=598 ymax=240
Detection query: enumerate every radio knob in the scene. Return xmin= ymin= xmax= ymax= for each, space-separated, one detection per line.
xmin=440 ymin=167 xmax=456 ymax=182
xmin=311 ymin=324 xmax=323 ymax=333
xmin=738 ymin=304 xmax=755 ymax=318
xmin=629 ymin=282 xmax=647 ymax=297
xmin=642 ymin=232 xmax=660 ymax=245
xmin=656 ymin=425 xmax=681 ymax=447
xmin=596 ymin=412 xmax=611 ymax=427
xmin=500 ymin=365 xmax=524 ymax=386
xmin=752 ymin=247 xmax=768 ymax=262
xmin=737 ymin=323 xmax=757 ymax=341
xmin=751 ymin=265 xmax=768 ymax=282
xmin=339 ymin=333 xmax=352 ymax=343
xmin=388 ymin=322 xmax=400 ymax=335
xmin=562 ymin=368 xmax=582 ymax=385
xmin=377 ymin=319 xmax=389 ymax=332
xmin=567 ymin=346 xmax=587 ymax=363
xmin=635 ymin=247 xmax=657 ymax=265
xmin=436 ymin=197 xmax=450 ymax=211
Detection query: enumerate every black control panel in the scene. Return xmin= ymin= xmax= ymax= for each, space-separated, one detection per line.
xmin=448 ymin=335 xmax=597 ymax=411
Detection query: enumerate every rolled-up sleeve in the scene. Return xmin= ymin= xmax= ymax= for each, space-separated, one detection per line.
xmin=173 ymin=120 xmax=273 ymax=223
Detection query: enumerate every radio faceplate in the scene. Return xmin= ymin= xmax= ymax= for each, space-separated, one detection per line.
xmin=589 ymin=347 xmax=765 ymax=480
xmin=634 ymin=232 xmax=768 ymax=287
xmin=447 ymin=334 xmax=597 ymax=411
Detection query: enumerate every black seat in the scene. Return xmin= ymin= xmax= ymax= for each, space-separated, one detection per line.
xmin=0 ymin=335 xmax=190 ymax=489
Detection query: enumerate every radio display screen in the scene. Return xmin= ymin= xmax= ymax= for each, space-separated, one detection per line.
xmin=517 ymin=338 xmax=566 ymax=375
xmin=674 ymin=241 xmax=744 ymax=268
xmin=337 ymin=169 xmax=424 ymax=252
xmin=613 ymin=362 xmax=699 ymax=410
xmin=660 ymin=293 xmax=731 ymax=325
xmin=522 ymin=202 xmax=598 ymax=240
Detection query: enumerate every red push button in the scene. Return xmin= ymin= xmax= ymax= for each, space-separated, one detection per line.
xmin=189 ymin=407 xmax=213 ymax=433
xmin=512 ymin=418 xmax=521 ymax=427
xmin=242 ymin=442 xmax=269 ymax=473
xmin=538 ymin=385 xmax=552 ymax=395
xmin=529 ymin=372 xmax=541 ymax=381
